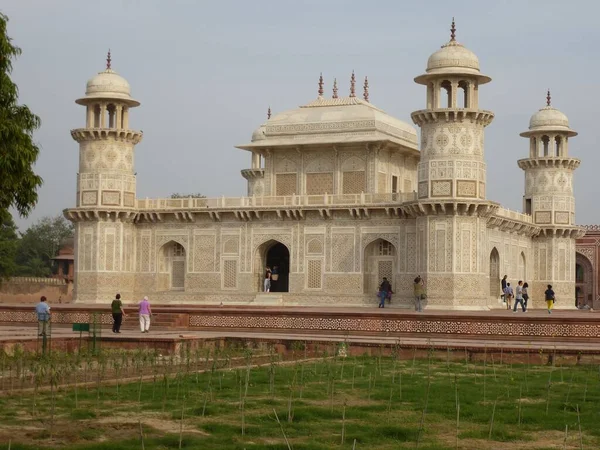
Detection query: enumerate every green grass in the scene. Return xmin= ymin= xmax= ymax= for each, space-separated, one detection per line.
xmin=0 ymin=348 xmax=599 ymax=449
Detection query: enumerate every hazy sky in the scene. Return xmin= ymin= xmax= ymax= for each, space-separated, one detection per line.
xmin=4 ymin=0 xmax=600 ymax=229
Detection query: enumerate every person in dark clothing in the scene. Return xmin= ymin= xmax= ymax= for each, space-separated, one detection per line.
xmin=111 ymin=293 xmax=126 ymax=333
xmin=501 ymin=275 xmax=508 ymax=302
xmin=544 ymin=284 xmax=555 ymax=314
xmin=378 ymin=277 xmax=391 ymax=308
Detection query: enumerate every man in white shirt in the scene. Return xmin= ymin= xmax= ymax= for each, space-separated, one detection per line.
xmin=513 ymin=280 xmax=526 ymax=313
xmin=35 ymin=296 xmax=51 ymax=336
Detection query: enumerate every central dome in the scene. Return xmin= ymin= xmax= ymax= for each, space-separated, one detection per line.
xmin=239 ymin=96 xmax=418 ymax=152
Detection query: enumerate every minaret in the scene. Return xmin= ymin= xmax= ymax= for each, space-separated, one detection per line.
xmin=518 ymin=91 xmax=584 ymax=308
xmin=410 ymin=20 xmax=496 ymax=308
xmin=67 ymin=52 xmax=143 ymax=302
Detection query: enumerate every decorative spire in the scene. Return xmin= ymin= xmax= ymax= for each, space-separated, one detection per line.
xmin=363 ymin=76 xmax=369 ymax=102
xmin=318 ymin=73 xmax=324 ymax=97
xmin=267 ymin=106 xmax=271 ymax=120
xmin=546 ymin=89 xmax=551 ymax=107
xmin=106 ymin=49 xmax=112 ymax=70
xmin=350 ymin=71 xmax=356 ymax=98
xmin=332 ymin=78 xmax=338 ymax=99
xmin=450 ymin=18 xmax=456 ymax=42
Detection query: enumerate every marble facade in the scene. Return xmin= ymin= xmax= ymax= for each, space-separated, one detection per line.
xmin=64 ymin=25 xmax=585 ymax=309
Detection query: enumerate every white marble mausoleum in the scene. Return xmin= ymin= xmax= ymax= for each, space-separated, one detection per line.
xmin=65 ymin=23 xmax=585 ymax=309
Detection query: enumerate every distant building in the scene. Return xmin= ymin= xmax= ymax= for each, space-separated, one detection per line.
xmin=65 ymin=23 xmax=585 ymax=309
xmin=51 ymin=237 xmax=74 ymax=283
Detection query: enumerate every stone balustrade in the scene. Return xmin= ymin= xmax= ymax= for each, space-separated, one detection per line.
xmin=494 ymin=207 xmax=533 ymax=223
xmin=136 ymin=192 xmax=418 ymax=210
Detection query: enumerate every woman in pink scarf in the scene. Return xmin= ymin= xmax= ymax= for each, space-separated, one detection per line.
xmin=138 ymin=296 xmax=152 ymax=333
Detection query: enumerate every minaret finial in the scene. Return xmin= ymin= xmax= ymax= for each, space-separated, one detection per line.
xmin=267 ymin=106 xmax=271 ymax=119
xmin=106 ymin=49 xmax=112 ymax=70
xmin=332 ymin=78 xmax=338 ymax=99
xmin=350 ymin=71 xmax=356 ymax=98
xmin=450 ymin=18 xmax=456 ymax=41
xmin=363 ymin=76 xmax=369 ymax=102
xmin=318 ymin=73 xmax=324 ymax=97
xmin=546 ymin=89 xmax=551 ymax=107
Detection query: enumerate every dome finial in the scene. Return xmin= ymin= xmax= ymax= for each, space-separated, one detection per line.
xmin=318 ymin=73 xmax=324 ymax=97
xmin=450 ymin=18 xmax=456 ymax=41
xmin=106 ymin=49 xmax=112 ymax=70
xmin=363 ymin=76 xmax=369 ymax=102
xmin=332 ymin=78 xmax=338 ymax=99
xmin=350 ymin=71 xmax=356 ymax=98
xmin=546 ymin=89 xmax=551 ymax=107
xmin=267 ymin=106 xmax=271 ymax=120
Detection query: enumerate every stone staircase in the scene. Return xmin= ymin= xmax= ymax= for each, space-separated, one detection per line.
xmin=252 ymin=293 xmax=284 ymax=305
xmin=117 ymin=312 xmax=189 ymax=330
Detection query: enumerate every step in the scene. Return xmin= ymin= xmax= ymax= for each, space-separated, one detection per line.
xmin=252 ymin=294 xmax=283 ymax=305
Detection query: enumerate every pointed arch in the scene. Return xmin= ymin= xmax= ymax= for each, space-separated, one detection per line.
xmin=489 ymin=247 xmax=500 ymax=297
xmin=157 ymin=240 xmax=186 ymax=291
xmin=363 ymin=238 xmax=396 ymax=294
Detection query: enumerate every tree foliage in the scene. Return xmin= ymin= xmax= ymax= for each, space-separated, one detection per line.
xmin=170 ymin=193 xmax=206 ymax=198
xmin=0 ymin=12 xmax=43 ymax=217
xmin=0 ymin=210 xmax=18 ymax=279
xmin=15 ymin=215 xmax=74 ymax=277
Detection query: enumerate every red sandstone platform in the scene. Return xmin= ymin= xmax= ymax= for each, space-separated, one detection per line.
xmin=0 ymin=303 xmax=598 ymax=345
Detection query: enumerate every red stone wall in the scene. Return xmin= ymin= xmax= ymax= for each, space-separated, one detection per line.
xmin=576 ymin=227 xmax=600 ymax=309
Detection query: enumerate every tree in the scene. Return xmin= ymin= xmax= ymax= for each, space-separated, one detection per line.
xmin=170 ymin=193 xmax=206 ymax=198
xmin=0 ymin=210 xmax=18 ymax=279
xmin=0 ymin=13 xmax=43 ymax=218
xmin=15 ymin=215 xmax=73 ymax=277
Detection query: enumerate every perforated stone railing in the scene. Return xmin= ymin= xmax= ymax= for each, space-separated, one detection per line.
xmin=494 ymin=207 xmax=533 ymax=223
xmin=137 ymin=192 xmax=418 ymax=210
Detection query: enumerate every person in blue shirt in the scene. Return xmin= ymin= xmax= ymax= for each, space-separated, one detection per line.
xmin=35 ymin=296 xmax=51 ymax=336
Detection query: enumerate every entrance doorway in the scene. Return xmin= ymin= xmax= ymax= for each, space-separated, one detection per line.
xmin=363 ymin=239 xmax=396 ymax=294
xmin=489 ymin=248 xmax=500 ymax=298
xmin=575 ymin=252 xmax=594 ymax=308
xmin=266 ymin=243 xmax=290 ymax=292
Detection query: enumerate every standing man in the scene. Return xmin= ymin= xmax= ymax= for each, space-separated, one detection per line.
xmin=138 ymin=296 xmax=152 ymax=333
xmin=111 ymin=293 xmax=126 ymax=333
xmin=35 ymin=296 xmax=51 ymax=336
xmin=513 ymin=281 xmax=526 ymax=313
xmin=378 ymin=277 xmax=391 ymax=308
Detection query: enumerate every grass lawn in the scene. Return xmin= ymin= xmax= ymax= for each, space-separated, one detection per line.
xmin=0 ymin=346 xmax=599 ymax=449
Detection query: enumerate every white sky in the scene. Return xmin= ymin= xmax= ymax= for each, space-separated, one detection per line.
xmin=4 ymin=0 xmax=600 ymax=229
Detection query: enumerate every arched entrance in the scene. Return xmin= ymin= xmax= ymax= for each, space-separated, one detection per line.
xmin=254 ymin=240 xmax=290 ymax=292
xmin=489 ymin=248 xmax=500 ymax=298
xmin=157 ymin=241 xmax=186 ymax=291
xmin=363 ymin=239 xmax=396 ymax=294
xmin=575 ymin=252 xmax=593 ymax=308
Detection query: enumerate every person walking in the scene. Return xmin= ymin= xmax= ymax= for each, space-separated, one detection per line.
xmin=545 ymin=284 xmax=556 ymax=314
xmin=111 ymin=293 xmax=126 ymax=333
xmin=138 ymin=296 xmax=152 ymax=333
xmin=501 ymin=275 xmax=508 ymax=302
xmin=522 ymin=282 xmax=529 ymax=311
xmin=35 ymin=296 xmax=51 ymax=337
xmin=378 ymin=277 xmax=391 ymax=308
xmin=413 ymin=276 xmax=425 ymax=312
xmin=264 ymin=266 xmax=272 ymax=293
xmin=513 ymin=281 xmax=526 ymax=313
xmin=504 ymin=283 xmax=514 ymax=310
